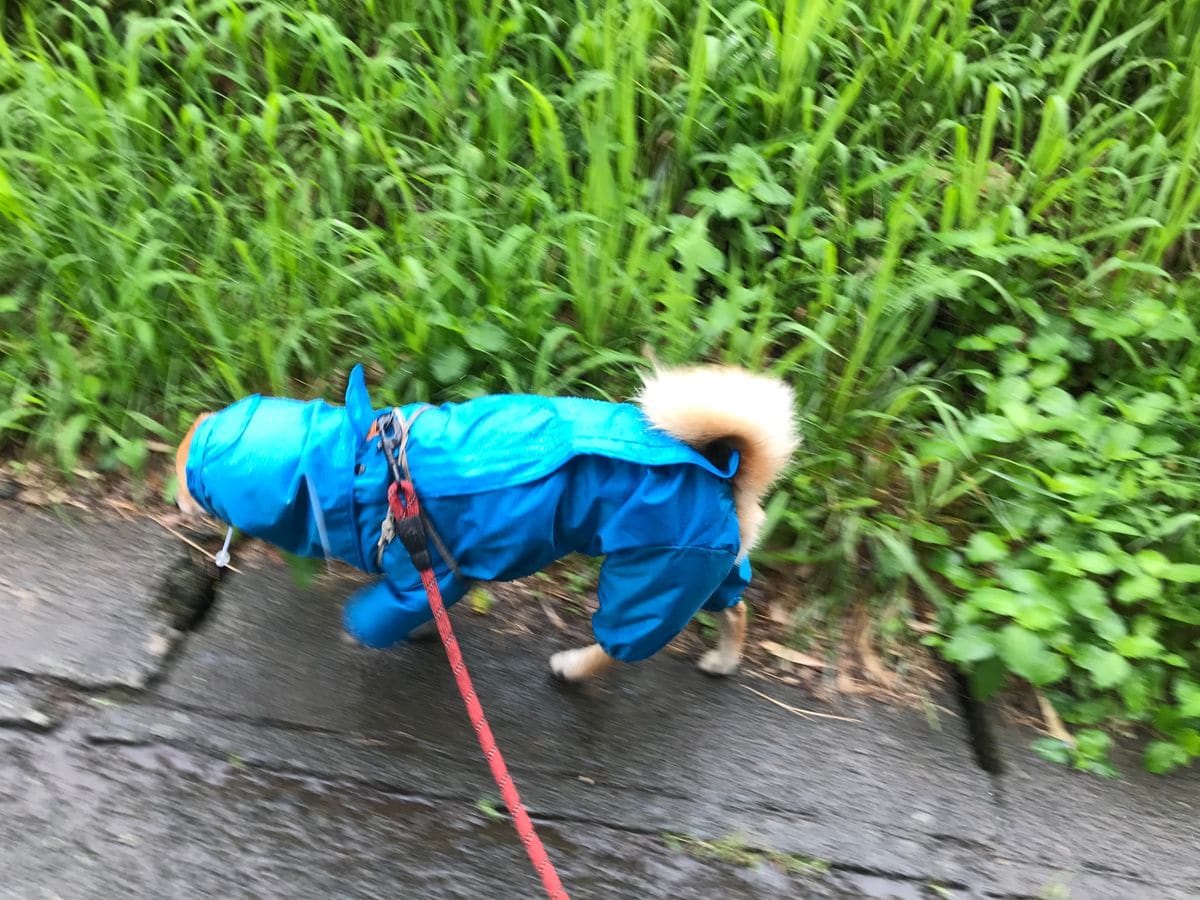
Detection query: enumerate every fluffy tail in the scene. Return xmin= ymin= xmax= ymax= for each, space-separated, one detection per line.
xmin=635 ymin=365 xmax=799 ymax=558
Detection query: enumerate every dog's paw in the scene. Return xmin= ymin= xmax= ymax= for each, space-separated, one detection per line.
xmin=697 ymin=649 xmax=739 ymax=677
xmin=549 ymin=648 xmax=587 ymax=682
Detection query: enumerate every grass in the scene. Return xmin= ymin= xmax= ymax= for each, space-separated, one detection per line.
xmin=2 ymin=0 xmax=1199 ymax=772
xmin=663 ymin=832 xmax=830 ymax=876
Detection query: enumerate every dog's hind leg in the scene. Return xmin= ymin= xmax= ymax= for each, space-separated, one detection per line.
xmin=697 ymin=601 xmax=747 ymax=676
xmin=549 ymin=643 xmax=615 ymax=682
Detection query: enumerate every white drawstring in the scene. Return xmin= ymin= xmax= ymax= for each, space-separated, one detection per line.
xmin=214 ymin=526 xmax=235 ymax=568
xmin=305 ymin=476 xmax=335 ymax=572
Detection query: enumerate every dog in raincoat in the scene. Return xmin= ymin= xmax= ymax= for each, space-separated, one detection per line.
xmin=175 ymin=364 xmax=797 ymax=681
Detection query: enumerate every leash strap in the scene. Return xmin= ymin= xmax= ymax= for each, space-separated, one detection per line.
xmin=372 ymin=407 xmax=464 ymax=580
xmin=375 ymin=411 xmax=570 ymax=900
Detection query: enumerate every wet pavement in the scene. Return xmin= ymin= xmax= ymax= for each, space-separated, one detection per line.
xmin=2 ymin=504 xmax=1198 ymax=898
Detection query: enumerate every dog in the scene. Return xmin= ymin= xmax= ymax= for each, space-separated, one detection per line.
xmin=175 ymin=364 xmax=797 ymax=681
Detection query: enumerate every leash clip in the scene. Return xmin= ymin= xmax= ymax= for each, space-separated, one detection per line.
xmin=387 ymin=479 xmax=432 ymax=572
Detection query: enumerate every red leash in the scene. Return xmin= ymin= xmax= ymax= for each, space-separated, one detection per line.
xmin=387 ymin=478 xmax=570 ymax=900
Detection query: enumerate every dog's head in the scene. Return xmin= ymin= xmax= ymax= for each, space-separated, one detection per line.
xmin=171 ymin=393 xmax=361 ymax=562
xmin=175 ymin=367 xmax=378 ymax=559
xmin=175 ymin=412 xmax=212 ymax=517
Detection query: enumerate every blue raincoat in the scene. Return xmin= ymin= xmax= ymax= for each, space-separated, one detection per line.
xmin=185 ymin=365 xmax=751 ymax=662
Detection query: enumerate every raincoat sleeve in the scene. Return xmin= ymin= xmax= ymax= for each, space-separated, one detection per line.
xmin=701 ymin=556 xmax=752 ymax=612
xmin=343 ymin=568 xmax=470 ymax=649
xmin=593 ymin=545 xmax=739 ymax=663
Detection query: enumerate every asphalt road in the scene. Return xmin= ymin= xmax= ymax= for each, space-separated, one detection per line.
xmin=1 ymin=504 xmax=1197 ymax=898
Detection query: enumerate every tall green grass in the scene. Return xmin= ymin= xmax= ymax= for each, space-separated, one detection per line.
xmin=1 ymin=0 xmax=1199 ymax=771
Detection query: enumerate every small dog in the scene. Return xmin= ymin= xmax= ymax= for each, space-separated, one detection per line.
xmin=176 ymin=364 xmax=797 ymax=681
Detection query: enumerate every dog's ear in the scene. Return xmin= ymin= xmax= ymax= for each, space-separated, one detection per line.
xmin=344 ymin=364 xmax=377 ymax=437
xmin=175 ymin=413 xmax=211 ymax=514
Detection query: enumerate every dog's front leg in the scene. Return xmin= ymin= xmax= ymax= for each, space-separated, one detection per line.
xmin=549 ymin=643 xmax=615 ymax=682
xmin=697 ymin=601 xmax=747 ymax=676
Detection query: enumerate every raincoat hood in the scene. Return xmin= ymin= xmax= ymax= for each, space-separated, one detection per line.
xmin=185 ymin=389 xmax=362 ymax=564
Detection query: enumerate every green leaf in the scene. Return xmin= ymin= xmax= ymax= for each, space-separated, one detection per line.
xmin=957 ymin=335 xmax=995 ymax=351
xmin=1134 ymin=550 xmax=1171 ymax=577
xmin=986 ymin=324 xmax=1023 ymax=344
xmin=1074 ymin=728 xmax=1112 ymax=761
xmin=464 ymin=322 xmax=509 ymax=354
xmin=1027 ymin=332 xmax=1071 ymax=360
xmin=54 ymin=413 xmax=90 ymax=473
xmin=998 ymin=626 xmax=1067 ymax=685
xmin=967 ymin=415 xmax=1021 ymax=443
xmin=1155 ymin=514 xmax=1200 ymax=539
xmin=711 ymin=187 xmax=758 ymax=219
xmin=990 ymin=376 xmax=1032 ymax=406
xmin=674 ymin=217 xmax=726 ymax=274
xmin=1036 ymin=387 xmax=1077 ymax=417
xmin=1131 ymin=297 xmax=1168 ymax=327
xmin=1174 ymin=679 xmax=1200 ymax=718
xmin=1115 ymin=574 xmax=1161 ymax=603
xmin=430 ymin=346 xmax=469 ymax=383
xmin=1162 ymin=563 xmax=1200 ymax=583
xmin=1067 ymin=580 xmax=1108 ymax=621
xmin=751 ymin=181 xmax=793 ymax=206
xmin=115 ymin=438 xmax=149 ymax=472
xmin=1031 ymin=737 xmax=1073 ymax=765
xmin=1075 ymin=645 xmax=1132 ymax=689
xmin=851 ymin=217 xmax=885 ymax=239
xmin=1123 ymin=392 xmax=1174 ymax=426
xmin=1145 ymin=741 xmax=1189 ymax=774
xmin=1120 ymin=675 xmax=1153 ymax=716
xmin=1029 ymin=360 xmax=1068 ymax=389
xmin=1093 ymin=610 xmax=1128 ymax=642
xmin=1001 ymin=401 xmax=1037 ymax=432
xmin=476 ymin=795 xmax=505 ymax=821
xmin=1099 ymin=422 xmax=1143 ymax=460
xmin=1014 ymin=599 xmax=1068 ymax=632
xmin=968 ymin=587 xmax=1020 ymax=615
xmin=966 ymin=532 xmax=1008 ymax=563
xmin=1000 ymin=352 xmax=1030 ymax=375
xmin=125 ymin=410 xmax=172 ymax=439
xmin=1048 ymin=473 xmax=1098 ymax=496
xmin=1147 ymin=309 xmax=1196 ymax=341
xmin=467 ymin=586 xmax=494 ymax=615
xmin=1075 ymin=551 xmax=1116 ymax=575
xmin=943 ymin=626 xmax=995 ymax=664
xmin=998 ymin=568 xmax=1045 ymax=594
xmin=1140 ymin=434 xmax=1181 ymax=455
xmin=1113 ymin=633 xmax=1163 ymax=659
xmin=1179 ymin=729 xmax=1200 ymax=756
xmin=911 ymin=522 xmax=952 ymax=545
xmin=1094 ymin=519 xmax=1140 ymax=536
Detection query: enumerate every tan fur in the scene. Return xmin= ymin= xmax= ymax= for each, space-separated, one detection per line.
xmin=175 ymin=413 xmax=211 ymax=517
xmin=549 ymin=643 xmax=616 ymax=681
xmin=635 ymin=365 xmax=799 ymax=558
xmin=554 ymin=601 xmax=748 ymax=682
xmin=697 ymin=601 xmax=747 ymax=676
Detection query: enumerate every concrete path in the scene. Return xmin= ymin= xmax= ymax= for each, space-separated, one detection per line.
xmin=1 ymin=504 xmax=1197 ymax=899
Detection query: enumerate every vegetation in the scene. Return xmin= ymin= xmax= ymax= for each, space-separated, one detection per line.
xmin=1 ymin=0 xmax=1198 ymax=773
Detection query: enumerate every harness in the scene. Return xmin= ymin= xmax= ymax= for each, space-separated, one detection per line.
xmin=372 ymin=408 xmax=569 ymax=900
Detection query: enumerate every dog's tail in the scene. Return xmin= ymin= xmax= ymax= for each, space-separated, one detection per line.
xmin=635 ymin=365 xmax=799 ymax=558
